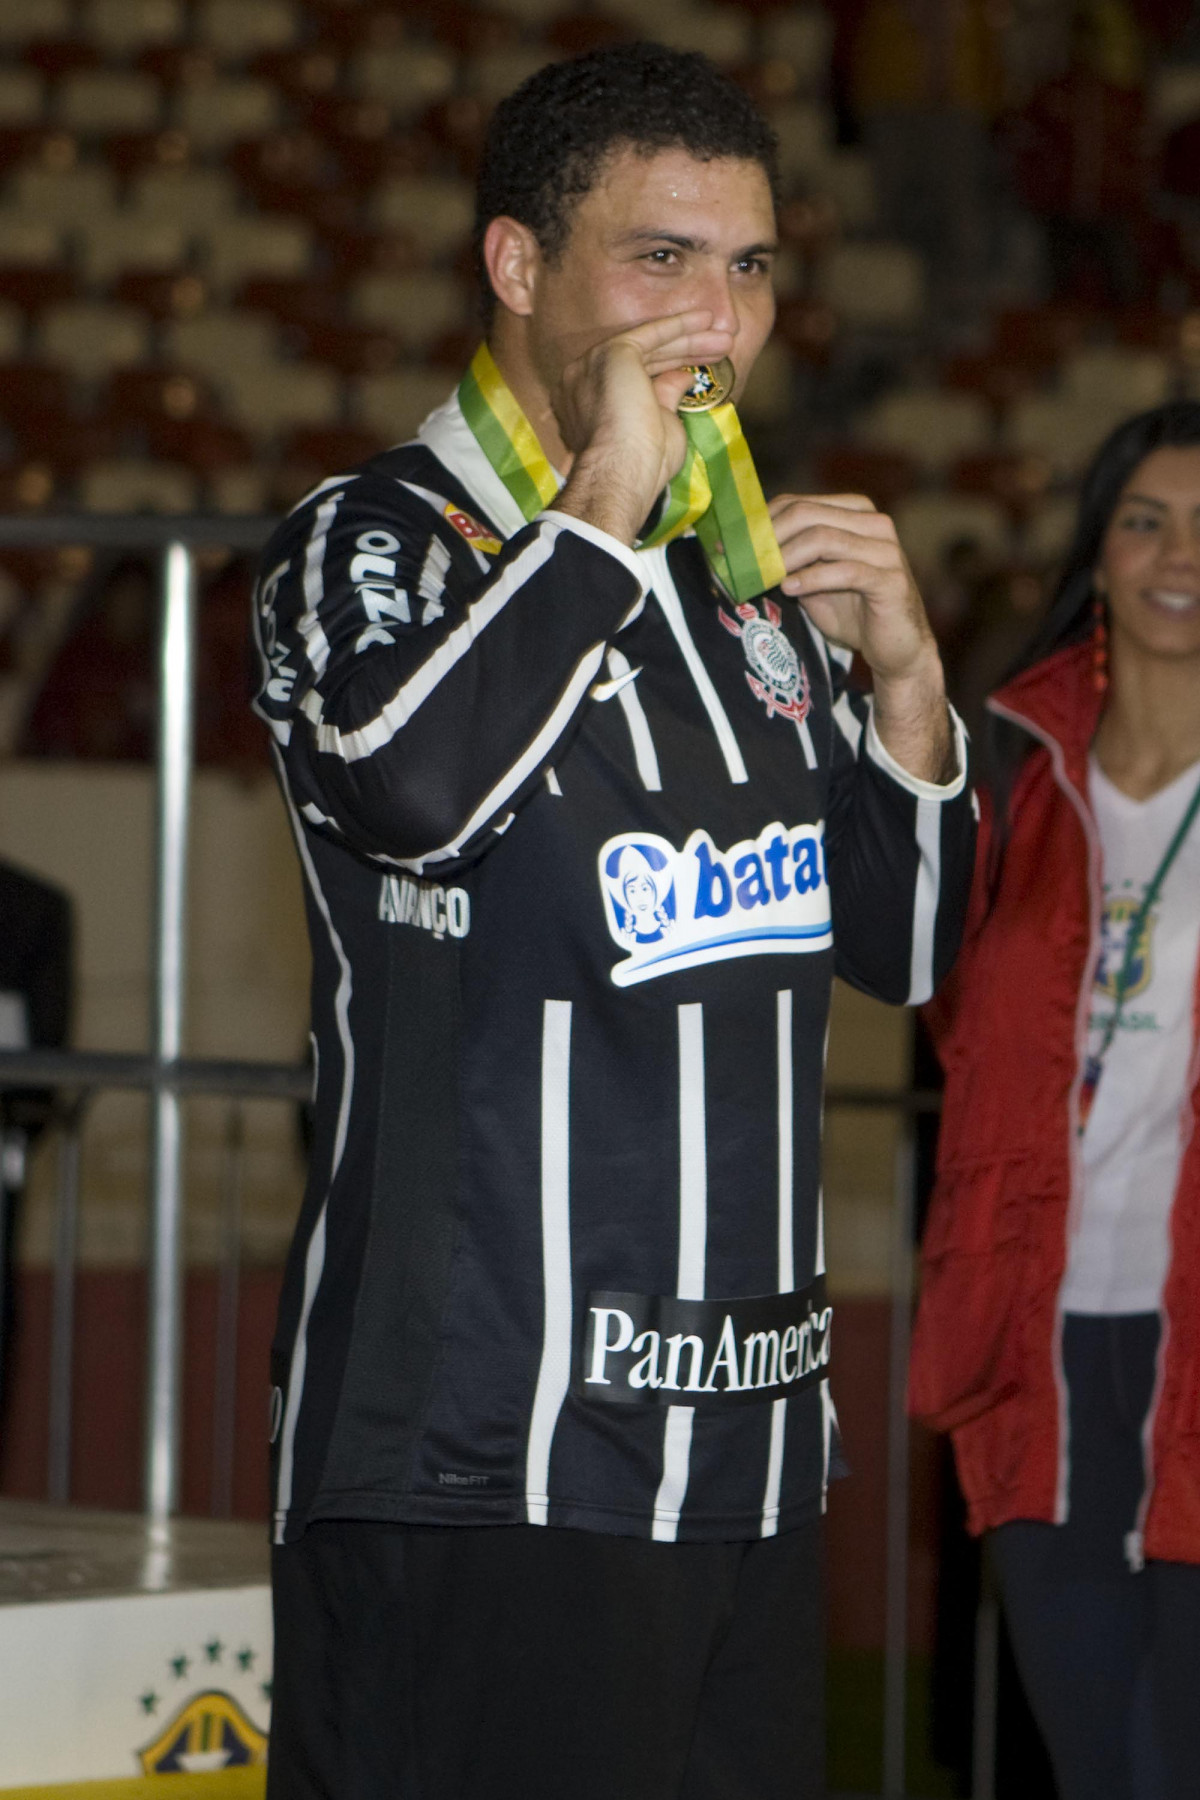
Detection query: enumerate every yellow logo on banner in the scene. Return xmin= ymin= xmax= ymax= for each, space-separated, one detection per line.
xmin=139 ymin=1691 xmax=267 ymax=1774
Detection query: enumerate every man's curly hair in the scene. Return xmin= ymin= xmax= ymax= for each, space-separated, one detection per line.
xmin=473 ymin=42 xmax=779 ymax=326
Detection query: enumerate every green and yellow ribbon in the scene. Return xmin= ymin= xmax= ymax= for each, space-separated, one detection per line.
xmin=458 ymin=343 xmax=785 ymax=603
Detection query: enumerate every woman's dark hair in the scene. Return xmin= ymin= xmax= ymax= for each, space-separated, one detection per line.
xmin=473 ymin=42 xmax=779 ymax=327
xmin=987 ymin=399 xmax=1200 ymax=849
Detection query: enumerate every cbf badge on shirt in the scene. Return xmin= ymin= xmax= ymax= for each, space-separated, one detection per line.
xmin=598 ymin=819 xmax=831 ymax=986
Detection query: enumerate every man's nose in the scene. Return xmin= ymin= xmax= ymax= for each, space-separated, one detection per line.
xmin=689 ymin=267 xmax=738 ymax=338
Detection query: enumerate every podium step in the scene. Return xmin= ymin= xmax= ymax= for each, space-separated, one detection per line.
xmin=0 ymin=1502 xmax=271 ymax=1791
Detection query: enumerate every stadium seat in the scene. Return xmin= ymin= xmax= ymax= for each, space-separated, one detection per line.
xmin=82 ymin=0 xmax=185 ymax=54
xmin=207 ymin=464 xmax=270 ymax=513
xmin=774 ymin=296 xmax=837 ymax=361
xmin=760 ymin=9 xmax=831 ymax=91
xmin=0 ymin=217 xmax=62 ymax=268
xmin=819 ymin=242 xmax=926 ymax=333
xmin=291 ymin=321 xmax=400 ymax=374
xmin=102 ymin=125 xmax=190 ymax=174
xmin=130 ymin=164 xmax=239 ymax=221
xmin=467 ymin=48 xmax=562 ymax=105
xmin=952 ymin=451 xmax=1052 ymax=517
xmin=1023 ymin=496 xmax=1079 ymax=563
xmin=281 ymin=424 xmax=387 ymax=471
xmin=227 ymin=133 xmax=334 ymax=213
xmin=420 ymin=96 xmax=490 ymax=179
xmin=819 ymin=152 xmax=877 ymax=232
xmin=651 ymin=10 xmax=753 ymax=66
xmin=738 ymin=339 xmax=795 ymax=424
xmin=80 ymin=215 xmax=187 ymax=282
xmin=813 ymin=445 xmax=918 ymax=509
xmin=113 ymin=269 xmax=208 ymax=318
xmin=21 ymin=42 xmax=101 ymax=79
xmin=218 ymin=363 xmax=342 ymax=435
xmin=349 ymin=269 xmax=468 ymax=349
xmin=351 ymin=366 xmax=457 ymax=440
xmin=175 ymin=77 xmax=280 ymax=146
xmin=0 ymin=301 xmax=22 ymax=360
xmin=11 ymin=163 xmax=118 ymax=225
xmin=348 ymin=45 xmax=457 ymax=117
xmin=1059 ymin=346 xmax=1171 ymax=414
xmin=371 ymin=175 xmax=473 ymax=260
xmin=80 ymin=457 xmax=197 ymax=511
xmin=763 ymin=99 xmax=830 ymax=183
xmin=857 ymin=387 xmax=994 ymax=471
xmin=165 ymin=308 xmax=280 ymax=374
xmin=38 ymin=300 xmax=150 ymax=379
xmin=0 ymin=0 xmax=73 ymax=43
xmin=0 ymin=69 xmax=45 ymax=127
xmin=991 ymin=305 xmax=1093 ymax=366
xmin=892 ymin=493 xmax=1010 ymax=574
xmin=195 ymin=0 xmax=299 ymax=59
xmin=248 ymin=47 xmax=341 ymax=103
xmin=11 ymin=415 xmax=127 ymax=471
xmin=545 ymin=16 xmax=633 ymax=55
xmin=0 ymin=265 xmax=76 ymax=311
xmin=55 ymin=69 xmax=161 ymax=133
xmin=942 ymin=350 xmax=1052 ymax=414
xmin=1005 ymin=393 xmax=1129 ymax=477
xmin=145 ymin=416 xmax=255 ymax=470
xmin=0 ymin=366 xmax=72 ymax=426
xmin=201 ymin=216 xmax=312 ymax=290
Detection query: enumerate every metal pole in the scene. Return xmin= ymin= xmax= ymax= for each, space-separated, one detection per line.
xmin=882 ymin=1122 xmax=917 ymax=1799
xmin=143 ymin=541 xmax=195 ymax=1521
xmin=47 ymin=1100 xmax=84 ymax=1503
xmin=211 ymin=1103 xmax=244 ymax=1518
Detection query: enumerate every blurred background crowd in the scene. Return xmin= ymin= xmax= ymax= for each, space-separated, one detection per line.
xmin=1 ymin=0 xmax=1200 ymax=760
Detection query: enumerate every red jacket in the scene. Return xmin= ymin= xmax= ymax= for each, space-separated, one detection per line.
xmin=909 ymin=640 xmax=1200 ymax=1564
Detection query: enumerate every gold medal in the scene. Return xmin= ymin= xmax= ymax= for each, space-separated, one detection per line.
xmin=677 ymin=357 xmax=735 ymax=412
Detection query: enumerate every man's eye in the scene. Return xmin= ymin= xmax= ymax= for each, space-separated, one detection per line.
xmin=644 ymin=248 xmax=678 ymax=265
xmin=1120 ymin=513 xmax=1159 ymax=531
xmin=735 ymin=257 xmax=770 ymax=276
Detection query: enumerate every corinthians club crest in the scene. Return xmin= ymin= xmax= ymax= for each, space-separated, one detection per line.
xmin=718 ymin=597 xmax=812 ymax=726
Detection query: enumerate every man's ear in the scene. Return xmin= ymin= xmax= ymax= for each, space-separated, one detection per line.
xmin=483 ymin=215 xmax=541 ymax=318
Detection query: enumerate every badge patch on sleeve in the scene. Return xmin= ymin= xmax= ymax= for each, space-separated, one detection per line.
xmin=444 ymin=503 xmax=503 ymax=555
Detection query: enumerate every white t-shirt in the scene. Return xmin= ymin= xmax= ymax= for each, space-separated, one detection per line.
xmin=1060 ymin=756 xmax=1200 ymax=1315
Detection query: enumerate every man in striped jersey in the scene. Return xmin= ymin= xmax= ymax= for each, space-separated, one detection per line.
xmin=255 ymin=42 xmax=975 ymax=1800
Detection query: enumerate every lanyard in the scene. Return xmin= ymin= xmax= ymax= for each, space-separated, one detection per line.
xmin=1077 ymin=771 xmax=1200 ymax=1133
xmin=457 ymin=343 xmax=786 ymax=603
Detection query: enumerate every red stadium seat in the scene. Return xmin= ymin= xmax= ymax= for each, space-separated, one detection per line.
xmin=281 ymin=424 xmax=388 ymax=470
xmin=111 ymin=270 xmax=209 ymax=320
xmin=546 ymin=15 xmax=633 ymax=54
xmin=0 ymin=267 xmax=78 ymax=313
xmin=104 ymin=365 xmax=220 ymax=424
xmin=990 ymin=305 xmax=1097 ymax=366
xmin=227 ymin=134 xmax=336 ymax=214
xmin=291 ymin=320 xmax=401 ymax=374
xmin=144 ymin=416 xmax=256 ymax=470
xmin=0 ymin=364 xmax=72 ymax=425
xmin=942 ymin=350 xmax=1053 ymax=414
xmin=774 ymin=297 xmax=837 ymax=362
xmin=21 ymin=41 xmax=101 ymax=77
xmin=248 ymin=47 xmax=342 ymax=102
xmin=813 ymin=445 xmax=919 ymax=510
xmin=951 ymin=451 xmax=1054 ymax=519
xmin=103 ymin=126 xmax=191 ymax=175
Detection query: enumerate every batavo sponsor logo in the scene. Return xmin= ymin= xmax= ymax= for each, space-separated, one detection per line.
xmin=598 ymin=821 xmax=831 ymax=986
xmin=576 ymin=1279 xmax=832 ymax=1408
xmin=378 ymin=874 xmax=471 ymax=940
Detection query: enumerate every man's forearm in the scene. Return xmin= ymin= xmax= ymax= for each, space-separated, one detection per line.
xmin=871 ymin=651 xmax=958 ymax=785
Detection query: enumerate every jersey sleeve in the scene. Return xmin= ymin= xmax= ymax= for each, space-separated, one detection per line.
xmin=822 ymin=650 xmax=976 ymax=1005
xmin=252 ymin=476 xmax=646 ymax=874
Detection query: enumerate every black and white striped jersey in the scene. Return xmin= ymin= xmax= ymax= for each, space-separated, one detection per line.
xmin=253 ymin=386 xmax=976 ymax=1547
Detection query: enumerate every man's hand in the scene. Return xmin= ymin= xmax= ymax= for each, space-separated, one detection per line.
xmin=552 ymin=310 xmax=733 ymax=546
xmin=769 ymin=492 xmax=956 ymax=784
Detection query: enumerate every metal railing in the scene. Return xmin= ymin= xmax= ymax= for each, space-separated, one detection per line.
xmin=0 ymin=515 xmax=1000 ymax=1798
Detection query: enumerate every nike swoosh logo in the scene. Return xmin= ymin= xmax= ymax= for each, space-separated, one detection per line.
xmin=590 ymin=665 xmax=643 ymax=701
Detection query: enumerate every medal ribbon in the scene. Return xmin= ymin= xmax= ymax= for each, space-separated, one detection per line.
xmin=458 ymin=343 xmax=785 ymax=602
xmin=1077 ymin=773 xmax=1200 ymax=1134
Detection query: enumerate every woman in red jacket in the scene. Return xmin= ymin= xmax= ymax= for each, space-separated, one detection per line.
xmin=911 ymin=402 xmax=1200 ymax=1800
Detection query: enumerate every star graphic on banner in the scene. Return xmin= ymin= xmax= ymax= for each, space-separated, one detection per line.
xmin=170 ymin=1654 xmax=190 ymax=1680
xmin=237 ymin=1647 xmax=256 ymax=1672
xmin=260 ymin=1679 xmax=273 ymax=1703
xmin=205 ymin=1638 xmax=224 ymax=1664
xmin=139 ymin=1691 xmax=159 ymax=1715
